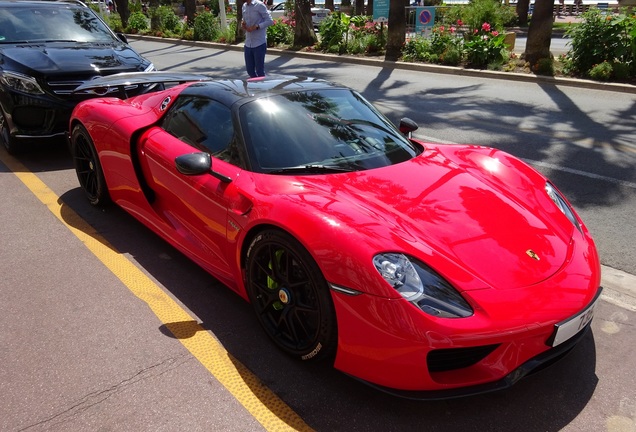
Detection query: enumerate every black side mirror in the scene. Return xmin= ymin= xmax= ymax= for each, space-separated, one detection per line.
xmin=175 ymin=152 xmax=211 ymax=176
xmin=116 ymin=32 xmax=128 ymax=44
xmin=398 ymin=118 xmax=419 ymax=137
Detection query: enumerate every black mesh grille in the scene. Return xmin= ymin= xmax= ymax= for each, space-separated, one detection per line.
xmin=427 ymin=344 xmax=500 ymax=373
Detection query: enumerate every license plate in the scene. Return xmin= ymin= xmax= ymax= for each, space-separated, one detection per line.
xmin=549 ymin=289 xmax=602 ymax=347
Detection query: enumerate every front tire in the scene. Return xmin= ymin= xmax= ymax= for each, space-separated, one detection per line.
xmin=0 ymin=111 xmax=21 ymax=155
xmin=71 ymin=124 xmax=110 ymax=207
xmin=245 ymin=229 xmax=337 ymax=362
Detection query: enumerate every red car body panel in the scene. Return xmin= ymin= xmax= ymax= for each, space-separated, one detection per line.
xmin=69 ymin=78 xmax=601 ymax=396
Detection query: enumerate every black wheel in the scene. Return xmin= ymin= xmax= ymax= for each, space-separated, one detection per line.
xmin=71 ymin=124 xmax=110 ymax=206
xmin=245 ymin=230 xmax=337 ymax=361
xmin=0 ymin=111 xmax=21 ymax=155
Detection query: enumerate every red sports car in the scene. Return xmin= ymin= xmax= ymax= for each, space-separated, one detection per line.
xmin=69 ymin=73 xmax=602 ymax=398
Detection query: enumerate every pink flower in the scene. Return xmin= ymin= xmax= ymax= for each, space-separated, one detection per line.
xmin=457 ymin=19 xmax=463 ymax=26
xmin=450 ymin=26 xmax=456 ymax=33
xmin=439 ymin=25 xmax=445 ymax=32
xmin=482 ymin=22 xmax=491 ymax=32
xmin=492 ymin=30 xmax=499 ymax=36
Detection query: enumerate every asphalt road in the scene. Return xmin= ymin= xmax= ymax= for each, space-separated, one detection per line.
xmin=1 ymin=39 xmax=635 ymax=431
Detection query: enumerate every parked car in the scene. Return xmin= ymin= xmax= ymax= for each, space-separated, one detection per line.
xmin=269 ymin=2 xmax=330 ymax=27
xmin=68 ymin=72 xmax=602 ymax=398
xmin=0 ymin=0 xmax=155 ymax=154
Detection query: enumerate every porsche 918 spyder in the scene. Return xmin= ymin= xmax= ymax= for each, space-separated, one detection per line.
xmin=68 ymin=73 xmax=602 ymax=399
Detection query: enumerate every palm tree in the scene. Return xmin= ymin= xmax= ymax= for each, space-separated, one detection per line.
xmin=294 ymin=0 xmax=318 ymax=46
xmin=524 ymin=0 xmax=555 ymax=67
xmin=385 ymin=0 xmax=407 ymax=61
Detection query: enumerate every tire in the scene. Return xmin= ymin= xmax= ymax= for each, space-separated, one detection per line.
xmin=0 ymin=111 xmax=21 ymax=155
xmin=70 ymin=124 xmax=110 ymax=207
xmin=245 ymin=229 xmax=337 ymax=362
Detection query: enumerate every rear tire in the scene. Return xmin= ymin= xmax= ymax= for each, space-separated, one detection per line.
xmin=245 ymin=229 xmax=338 ymax=362
xmin=70 ymin=124 xmax=110 ymax=207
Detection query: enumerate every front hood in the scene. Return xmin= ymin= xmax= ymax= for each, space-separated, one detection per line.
xmin=1 ymin=42 xmax=144 ymax=75
xmin=294 ymin=145 xmax=574 ymax=290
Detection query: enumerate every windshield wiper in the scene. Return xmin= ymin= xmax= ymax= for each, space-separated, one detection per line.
xmin=267 ymin=164 xmax=355 ymax=174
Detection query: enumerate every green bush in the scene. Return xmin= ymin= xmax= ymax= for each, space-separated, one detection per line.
xmin=127 ymin=12 xmax=149 ymax=32
xmin=267 ymin=19 xmax=294 ymax=46
xmin=153 ymin=5 xmax=182 ymax=32
xmin=451 ymin=0 xmax=516 ymax=31
xmin=193 ymin=11 xmax=220 ymax=41
xmin=348 ymin=18 xmax=386 ymax=55
xmin=105 ymin=13 xmax=124 ymax=33
xmin=565 ymin=8 xmax=635 ymax=80
xmin=464 ymin=23 xmax=509 ymax=69
xmin=318 ymin=12 xmax=351 ymax=53
xmin=402 ymin=37 xmax=433 ymax=62
xmin=533 ymin=57 xmax=555 ymax=76
xmin=218 ymin=19 xmax=238 ymax=44
xmin=588 ymin=61 xmax=613 ymax=80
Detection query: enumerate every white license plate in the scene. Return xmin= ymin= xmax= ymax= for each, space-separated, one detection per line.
xmin=549 ymin=290 xmax=602 ymax=347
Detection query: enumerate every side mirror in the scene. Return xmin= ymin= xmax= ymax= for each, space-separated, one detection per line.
xmin=116 ymin=32 xmax=128 ymax=44
xmin=175 ymin=152 xmax=211 ymax=176
xmin=398 ymin=118 xmax=419 ymax=138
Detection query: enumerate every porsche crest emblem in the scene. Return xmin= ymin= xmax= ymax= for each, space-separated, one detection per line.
xmin=526 ymin=249 xmax=540 ymax=261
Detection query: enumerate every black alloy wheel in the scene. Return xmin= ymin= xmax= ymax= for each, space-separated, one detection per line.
xmin=246 ymin=229 xmax=337 ymax=361
xmin=71 ymin=124 xmax=110 ymax=207
xmin=0 ymin=111 xmax=20 ymax=155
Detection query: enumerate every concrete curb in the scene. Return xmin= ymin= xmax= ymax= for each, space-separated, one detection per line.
xmin=129 ymin=35 xmax=636 ymax=94
xmin=601 ymin=265 xmax=636 ymax=312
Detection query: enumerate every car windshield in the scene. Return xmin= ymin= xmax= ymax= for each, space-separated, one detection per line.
xmin=240 ymin=88 xmax=421 ymax=173
xmin=0 ymin=6 xmax=117 ymax=44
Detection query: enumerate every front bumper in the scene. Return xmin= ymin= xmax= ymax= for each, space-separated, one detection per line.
xmin=0 ymin=88 xmax=74 ymax=142
xmin=350 ymin=319 xmax=593 ymax=400
xmin=330 ymin=277 xmax=602 ymax=394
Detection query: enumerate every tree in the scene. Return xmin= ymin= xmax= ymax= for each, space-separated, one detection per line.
xmin=185 ymin=0 xmax=196 ymax=25
xmin=114 ymin=0 xmax=129 ymax=28
xmin=149 ymin=0 xmax=160 ymax=31
xmin=516 ymin=0 xmax=530 ymax=26
xmin=524 ymin=0 xmax=554 ymax=67
xmin=236 ymin=0 xmax=244 ymax=42
xmin=355 ymin=0 xmax=365 ymax=15
xmin=325 ymin=0 xmax=334 ymax=11
xmin=294 ymin=0 xmax=318 ymax=47
xmin=385 ymin=0 xmax=407 ymax=61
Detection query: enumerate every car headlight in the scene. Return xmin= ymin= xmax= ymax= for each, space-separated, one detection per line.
xmin=0 ymin=71 xmax=45 ymax=95
xmin=373 ymin=253 xmax=473 ymax=318
xmin=545 ymin=182 xmax=582 ymax=233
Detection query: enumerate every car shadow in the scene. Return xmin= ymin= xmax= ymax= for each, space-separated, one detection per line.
xmin=56 ymin=186 xmax=598 ymax=432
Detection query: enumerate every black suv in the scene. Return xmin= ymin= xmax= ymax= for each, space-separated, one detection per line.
xmin=0 ymin=0 xmax=155 ymax=153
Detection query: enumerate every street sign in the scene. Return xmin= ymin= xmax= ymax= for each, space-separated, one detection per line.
xmin=415 ymin=6 xmax=436 ymax=36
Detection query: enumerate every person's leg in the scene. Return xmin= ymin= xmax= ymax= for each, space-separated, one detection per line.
xmin=254 ymin=43 xmax=267 ymax=77
xmin=244 ymin=47 xmax=256 ymax=78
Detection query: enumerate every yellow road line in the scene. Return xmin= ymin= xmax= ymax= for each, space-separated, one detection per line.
xmin=0 ymin=150 xmax=312 ymax=432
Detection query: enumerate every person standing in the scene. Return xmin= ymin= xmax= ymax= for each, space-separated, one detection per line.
xmin=241 ymin=0 xmax=274 ymax=78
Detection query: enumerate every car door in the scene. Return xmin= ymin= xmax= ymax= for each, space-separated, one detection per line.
xmin=137 ymin=95 xmax=241 ymax=282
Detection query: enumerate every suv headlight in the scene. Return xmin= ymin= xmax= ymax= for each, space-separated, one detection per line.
xmin=0 ymin=71 xmax=45 ymax=95
xmin=545 ymin=182 xmax=582 ymax=233
xmin=373 ymin=253 xmax=473 ymax=318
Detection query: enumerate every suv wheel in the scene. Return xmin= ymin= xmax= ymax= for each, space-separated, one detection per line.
xmin=0 ymin=111 xmax=20 ymax=155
